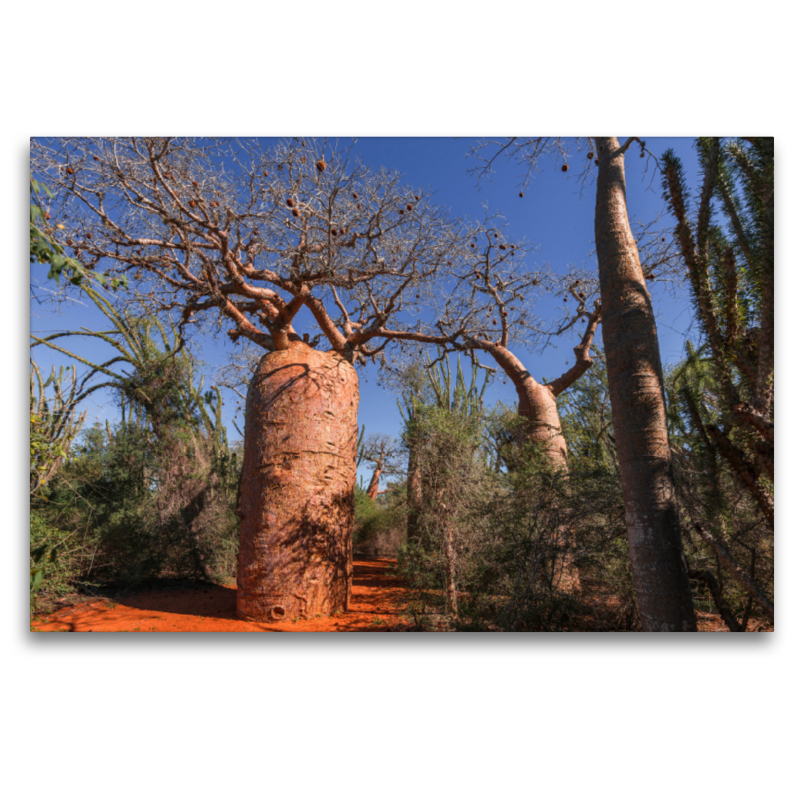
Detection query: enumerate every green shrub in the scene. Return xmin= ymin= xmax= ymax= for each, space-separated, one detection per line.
xmin=354 ymin=485 xmax=407 ymax=556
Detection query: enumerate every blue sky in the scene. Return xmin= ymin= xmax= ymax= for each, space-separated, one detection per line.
xmin=30 ymin=136 xmax=702 ymax=487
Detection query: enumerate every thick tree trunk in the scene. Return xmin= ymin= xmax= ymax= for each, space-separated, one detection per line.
xmin=517 ymin=377 xmax=569 ymax=469
xmin=236 ymin=341 xmax=358 ymax=622
xmin=594 ymin=136 xmax=696 ymax=631
xmin=485 ymin=337 xmax=580 ymax=592
xmin=516 ymin=377 xmax=580 ymax=592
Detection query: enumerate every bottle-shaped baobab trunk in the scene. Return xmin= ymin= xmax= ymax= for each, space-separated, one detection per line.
xmin=236 ymin=341 xmax=359 ymax=622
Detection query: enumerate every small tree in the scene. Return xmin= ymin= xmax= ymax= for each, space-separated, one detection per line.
xmin=398 ymin=354 xmax=492 ymax=617
xmin=358 ymin=433 xmax=403 ymax=501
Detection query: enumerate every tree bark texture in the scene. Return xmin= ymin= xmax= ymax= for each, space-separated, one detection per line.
xmin=484 ymin=343 xmax=569 ymax=468
xmin=594 ymin=137 xmax=696 ymax=631
xmin=516 ymin=377 xmax=568 ymax=469
xmin=237 ymin=341 xmax=358 ymax=621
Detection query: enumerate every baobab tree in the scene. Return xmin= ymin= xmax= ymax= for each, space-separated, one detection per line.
xmin=470 ymin=137 xmax=697 ymax=630
xmin=358 ymin=433 xmax=403 ymax=501
xmin=30 ymin=137 xmax=478 ymax=621
xmin=427 ymin=222 xmax=601 ymax=590
xmin=440 ymin=223 xmax=602 ymax=471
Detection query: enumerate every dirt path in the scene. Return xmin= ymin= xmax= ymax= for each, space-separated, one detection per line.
xmin=32 ymin=559 xmax=412 ymax=633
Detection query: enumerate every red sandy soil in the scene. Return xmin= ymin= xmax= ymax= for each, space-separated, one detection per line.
xmin=31 ymin=559 xmax=412 ymax=633
xmin=31 ymin=558 xmax=771 ymax=633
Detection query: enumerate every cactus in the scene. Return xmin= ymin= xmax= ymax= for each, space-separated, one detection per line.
xmin=30 ymin=361 xmax=89 ymax=496
xmin=31 ymin=286 xmax=237 ymax=582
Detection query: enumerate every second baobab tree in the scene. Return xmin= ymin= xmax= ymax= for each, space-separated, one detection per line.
xmin=434 ymin=221 xmax=602 ymax=589
xmin=31 ymin=137 xmax=472 ymax=621
xmin=358 ymin=433 xmax=403 ymax=501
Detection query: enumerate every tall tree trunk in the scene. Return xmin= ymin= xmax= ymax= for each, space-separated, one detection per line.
xmin=236 ymin=341 xmax=358 ymax=622
xmin=594 ymin=136 xmax=696 ymax=631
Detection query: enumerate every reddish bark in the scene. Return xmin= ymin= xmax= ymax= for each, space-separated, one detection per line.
xmin=365 ymin=469 xmax=382 ymax=501
xmin=236 ymin=342 xmax=359 ymax=621
xmin=473 ymin=311 xmax=600 ymax=593
xmin=594 ymin=136 xmax=696 ymax=631
xmin=365 ymin=450 xmax=385 ymax=501
xmin=471 ymin=306 xmax=600 ymax=469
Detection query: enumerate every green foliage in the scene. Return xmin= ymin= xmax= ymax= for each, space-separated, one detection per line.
xmin=397 ymin=391 xmax=494 ymax=618
xmin=29 ymin=514 xmax=70 ymax=613
xmin=30 ymin=178 xmax=127 ymax=291
xmin=397 ymin=422 xmax=631 ymax=631
xmin=353 ymin=485 xmax=407 ymax=555
xmin=32 ymin=407 xmax=241 ymax=607
xmin=398 ymin=350 xmax=490 ymax=432
xmin=30 ymin=290 xmax=241 ymax=610
xmin=557 ymin=349 xmax=617 ymax=471
xmin=392 ymin=347 xmax=639 ymax=630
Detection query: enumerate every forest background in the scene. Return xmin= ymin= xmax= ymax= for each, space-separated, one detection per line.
xmin=7 ymin=2 xmax=797 ymax=800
